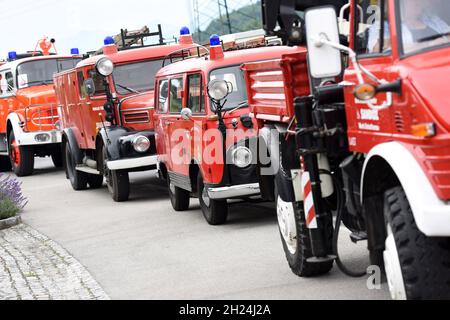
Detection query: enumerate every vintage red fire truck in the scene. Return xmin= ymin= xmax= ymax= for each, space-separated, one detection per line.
xmin=242 ymin=0 xmax=450 ymax=299
xmin=54 ymin=27 xmax=196 ymax=202
xmin=0 ymin=41 xmax=81 ymax=176
xmin=154 ymin=34 xmax=301 ymax=225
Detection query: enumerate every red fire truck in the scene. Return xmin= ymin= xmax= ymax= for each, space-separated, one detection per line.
xmin=54 ymin=27 xmax=196 ymax=202
xmin=154 ymin=34 xmax=301 ymax=225
xmin=0 ymin=42 xmax=81 ymax=176
xmin=242 ymin=0 xmax=450 ymax=299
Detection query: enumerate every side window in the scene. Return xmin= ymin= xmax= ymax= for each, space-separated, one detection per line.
xmin=5 ymin=72 xmax=14 ymax=93
xmin=77 ymin=71 xmax=87 ymax=99
xmin=356 ymin=0 xmax=391 ymax=55
xmin=187 ymin=74 xmax=204 ymax=113
xmin=169 ymin=77 xmax=184 ymax=113
xmin=0 ymin=73 xmax=3 ymax=95
xmin=88 ymin=69 xmax=106 ymax=96
xmin=158 ymin=79 xmax=169 ymax=113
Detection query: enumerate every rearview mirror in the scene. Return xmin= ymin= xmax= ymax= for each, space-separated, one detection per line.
xmin=84 ymin=78 xmax=96 ymax=97
xmin=305 ymin=6 xmax=342 ymax=79
xmin=181 ymin=108 xmax=193 ymax=121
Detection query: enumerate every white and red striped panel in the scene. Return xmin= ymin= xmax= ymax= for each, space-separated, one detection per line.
xmin=302 ymin=171 xmax=318 ymax=229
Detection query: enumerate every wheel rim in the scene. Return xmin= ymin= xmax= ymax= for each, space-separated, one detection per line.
xmin=277 ymin=196 xmax=297 ymax=255
xmin=169 ymin=181 xmax=176 ymax=195
xmin=10 ymin=139 xmax=20 ymax=167
xmin=384 ymin=225 xmax=407 ymax=300
xmin=202 ymin=187 xmax=211 ymax=208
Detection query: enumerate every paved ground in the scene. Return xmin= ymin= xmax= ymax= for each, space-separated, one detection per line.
xmin=0 ymin=225 xmax=108 ymax=300
xmin=12 ymin=157 xmax=390 ymax=300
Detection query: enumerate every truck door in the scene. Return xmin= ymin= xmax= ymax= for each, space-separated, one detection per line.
xmin=166 ymin=75 xmax=190 ymax=178
xmin=154 ymin=78 xmax=171 ymax=169
xmin=344 ymin=0 xmax=399 ymax=153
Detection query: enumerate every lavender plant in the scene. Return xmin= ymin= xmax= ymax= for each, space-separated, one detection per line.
xmin=0 ymin=173 xmax=27 ymax=220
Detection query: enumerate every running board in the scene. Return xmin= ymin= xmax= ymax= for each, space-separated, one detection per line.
xmin=76 ymin=165 xmax=101 ymax=175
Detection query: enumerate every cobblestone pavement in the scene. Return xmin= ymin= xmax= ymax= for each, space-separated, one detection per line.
xmin=0 ymin=224 xmax=109 ymax=300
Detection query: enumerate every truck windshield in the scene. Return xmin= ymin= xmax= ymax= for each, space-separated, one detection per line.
xmin=17 ymin=58 xmax=81 ymax=89
xmin=397 ymin=0 xmax=450 ymax=55
xmin=209 ymin=65 xmax=248 ymax=111
xmin=112 ymin=59 xmax=164 ymax=95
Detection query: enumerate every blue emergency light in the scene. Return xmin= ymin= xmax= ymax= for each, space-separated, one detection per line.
xmin=104 ymin=36 xmax=115 ymax=45
xmin=8 ymin=51 xmax=17 ymax=61
xmin=71 ymin=48 xmax=80 ymax=55
xmin=210 ymin=34 xmax=221 ymax=47
xmin=180 ymin=26 xmax=191 ymax=36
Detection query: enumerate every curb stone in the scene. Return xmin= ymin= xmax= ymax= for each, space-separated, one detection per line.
xmin=0 ymin=215 xmax=22 ymax=231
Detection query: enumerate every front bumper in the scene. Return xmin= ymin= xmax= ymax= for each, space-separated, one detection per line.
xmin=107 ymin=155 xmax=158 ymax=171
xmin=207 ymin=183 xmax=260 ymax=200
xmin=18 ymin=130 xmax=62 ymax=146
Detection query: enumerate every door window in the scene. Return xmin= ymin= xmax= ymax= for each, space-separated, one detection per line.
xmin=77 ymin=71 xmax=87 ymax=99
xmin=157 ymin=79 xmax=169 ymax=113
xmin=355 ymin=0 xmax=392 ymax=55
xmin=169 ymin=77 xmax=184 ymax=113
xmin=5 ymin=72 xmax=14 ymax=93
xmin=187 ymin=74 xmax=204 ymax=113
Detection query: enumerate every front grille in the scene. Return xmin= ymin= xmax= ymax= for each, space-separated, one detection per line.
xmin=123 ymin=111 xmax=150 ymax=124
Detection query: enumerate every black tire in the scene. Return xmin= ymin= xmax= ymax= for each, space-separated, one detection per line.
xmin=88 ymin=174 xmax=104 ymax=189
xmin=102 ymin=146 xmax=130 ymax=202
xmin=276 ymin=190 xmax=334 ymax=277
xmin=384 ymin=186 xmax=450 ymax=300
xmin=198 ymin=173 xmax=228 ymax=225
xmin=167 ymin=174 xmax=190 ymax=211
xmin=0 ymin=156 xmax=12 ymax=172
xmin=65 ymin=141 xmax=88 ymax=190
xmin=9 ymin=131 xmax=34 ymax=177
xmin=51 ymin=149 xmax=63 ymax=168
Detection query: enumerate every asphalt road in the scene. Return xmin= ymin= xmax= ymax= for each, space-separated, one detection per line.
xmin=17 ymin=157 xmax=390 ymax=300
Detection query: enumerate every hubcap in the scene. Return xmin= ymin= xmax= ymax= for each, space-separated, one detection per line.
xmin=384 ymin=225 xmax=407 ymax=300
xmin=277 ymin=196 xmax=297 ymax=255
xmin=202 ymin=187 xmax=211 ymax=208
xmin=10 ymin=139 xmax=20 ymax=166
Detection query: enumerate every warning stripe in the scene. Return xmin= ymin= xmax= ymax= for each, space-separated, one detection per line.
xmin=302 ymin=171 xmax=318 ymax=229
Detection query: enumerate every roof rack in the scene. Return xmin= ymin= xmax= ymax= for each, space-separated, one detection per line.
xmin=118 ymin=24 xmax=165 ymax=51
xmin=162 ymin=44 xmax=210 ymax=67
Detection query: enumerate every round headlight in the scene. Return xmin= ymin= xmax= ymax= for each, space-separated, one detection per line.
xmin=96 ymin=57 xmax=114 ymax=77
xmin=231 ymin=146 xmax=252 ymax=168
xmin=208 ymin=79 xmax=230 ymax=101
xmin=133 ymin=136 xmax=151 ymax=153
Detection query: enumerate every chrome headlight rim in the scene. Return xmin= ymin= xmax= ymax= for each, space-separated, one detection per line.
xmin=132 ymin=135 xmax=151 ymax=153
xmin=96 ymin=57 xmax=114 ymax=77
xmin=231 ymin=146 xmax=253 ymax=168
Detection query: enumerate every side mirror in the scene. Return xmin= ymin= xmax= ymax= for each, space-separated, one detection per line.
xmin=84 ymin=78 xmax=96 ymax=96
xmin=181 ymin=108 xmax=193 ymax=121
xmin=305 ymin=6 xmax=342 ymax=79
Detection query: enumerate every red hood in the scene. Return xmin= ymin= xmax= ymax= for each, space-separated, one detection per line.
xmin=120 ymin=91 xmax=154 ymax=109
xmin=16 ymin=85 xmax=56 ymax=106
xmin=404 ymin=48 xmax=450 ymax=132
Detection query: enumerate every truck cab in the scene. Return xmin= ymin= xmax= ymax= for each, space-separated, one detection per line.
xmin=243 ymin=0 xmax=450 ymax=299
xmin=0 ymin=51 xmax=81 ymax=176
xmin=54 ymin=28 xmax=196 ymax=202
xmin=154 ymin=34 xmax=302 ymax=225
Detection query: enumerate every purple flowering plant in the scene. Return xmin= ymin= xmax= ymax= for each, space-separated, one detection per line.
xmin=0 ymin=173 xmax=27 ymax=220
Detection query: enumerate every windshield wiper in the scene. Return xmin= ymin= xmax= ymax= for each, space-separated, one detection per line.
xmin=418 ymin=31 xmax=450 ymax=43
xmin=225 ymin=101 xmax=249 ymax=115
xmin=116 ymin=84 xmax=140 ymax=94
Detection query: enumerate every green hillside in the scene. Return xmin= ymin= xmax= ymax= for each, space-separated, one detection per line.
xmin=193 ymin=2 xmax=262 ymax=43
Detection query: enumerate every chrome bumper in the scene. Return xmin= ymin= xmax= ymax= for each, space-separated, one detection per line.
xmin=207 ymin=183 xmax=260 ymax=200
xmin=107 ymin=155 xmax=158 ymax=171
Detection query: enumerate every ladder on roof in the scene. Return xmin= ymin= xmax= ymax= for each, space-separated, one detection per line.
xmin=117 ymin=24 xmax=165 ymax=50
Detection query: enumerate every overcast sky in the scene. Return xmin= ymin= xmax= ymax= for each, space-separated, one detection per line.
xmin=0 ymin=0 xmax=194 ymax=59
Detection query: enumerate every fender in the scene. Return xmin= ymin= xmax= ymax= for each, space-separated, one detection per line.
xmin=6 ymin=113 xmax=25 ymax=146
xmin=362 ymin=142 xmax=450 ymax=237
xmin=98 ymin=126 xmax=131 ymax=161
xmin=63 ymin=128 xmax=84 ymax=165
